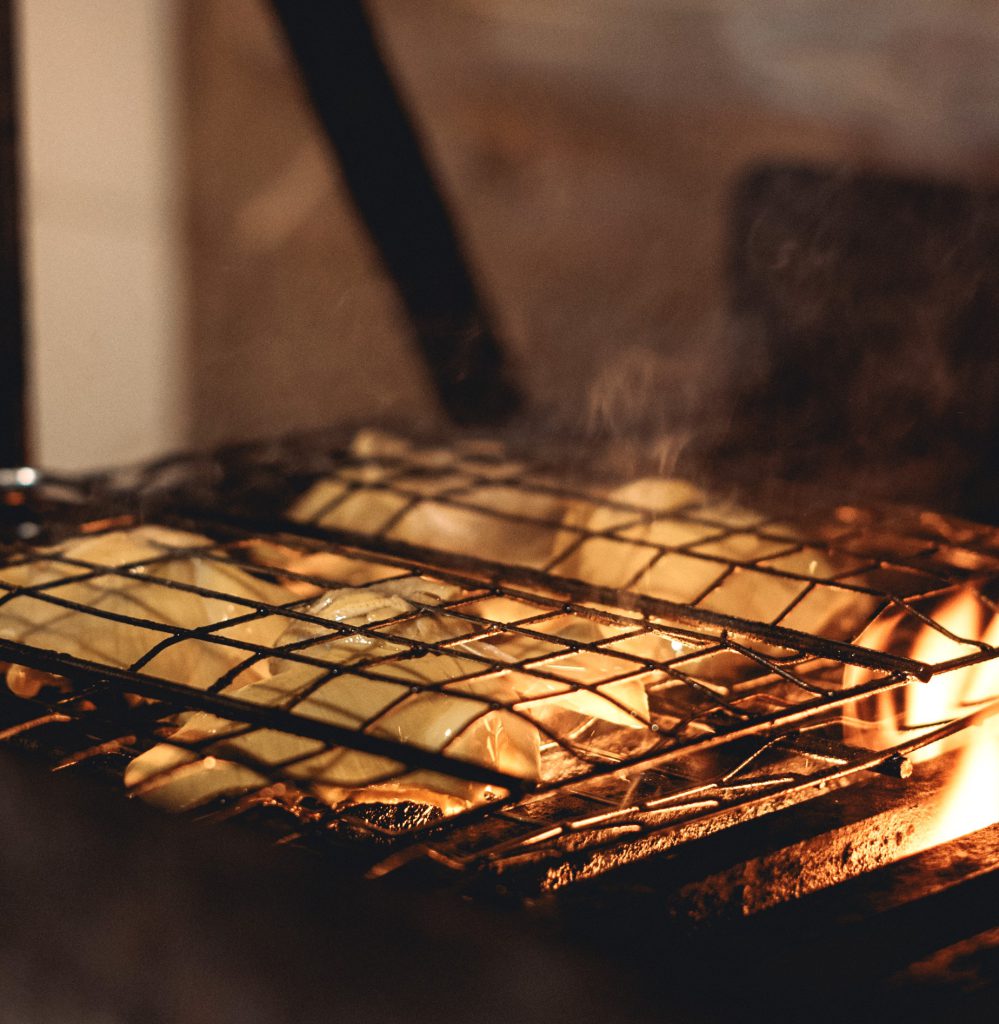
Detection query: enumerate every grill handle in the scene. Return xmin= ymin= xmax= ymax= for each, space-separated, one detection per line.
xmin=270 ymin=0 xmax=522 ymax=427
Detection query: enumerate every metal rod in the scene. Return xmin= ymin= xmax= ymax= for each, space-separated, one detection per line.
xmin=209 ymin=508 xmax=940 ymax=680
xmin=269 ymin=0 xmax=521 ymax=426
xmin=0 ymin=637 xmax=533 ymax=794
xmin=779 ymin=731 xmax=913 ymax=779
xmin=0 ymin=0 xmax=27 ymax=467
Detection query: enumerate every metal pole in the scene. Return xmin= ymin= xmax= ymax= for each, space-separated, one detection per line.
xmin=269 ymin=0 xmax=521 ymax=427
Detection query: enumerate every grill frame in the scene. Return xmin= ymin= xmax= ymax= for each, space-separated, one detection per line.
xmin=2 ymin=432 xmax=998 ymax=891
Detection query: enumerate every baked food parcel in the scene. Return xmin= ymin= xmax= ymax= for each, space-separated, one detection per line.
xmin=0 ymin=525 xmax=293 ymax=697
xmin=288 ymin=429 xmax=568 ymax=570
xmin=0 ymin=436 xmax=861 ymax=817
xmin=289 ymin=430 xmax=860 ymax=637
xmin=125 ymin=575 xmax=647 ymax=814
xmin=125 ymin=579 xmax=541 ymax=813
xmin=0 ymin=525 xmax=648 ymax=814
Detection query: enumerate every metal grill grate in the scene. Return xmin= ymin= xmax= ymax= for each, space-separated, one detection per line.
xmin=267 ymin=433 xmax=999 ymax=678
xmin=1 ymin=433 xmax=998 ymax=891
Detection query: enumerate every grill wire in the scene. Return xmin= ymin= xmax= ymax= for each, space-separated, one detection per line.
xmin=1 ymin=433 xmax=998 ymax=892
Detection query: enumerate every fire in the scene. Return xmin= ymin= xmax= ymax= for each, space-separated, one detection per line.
xmin=926 ymin=713 xmax=999 ymax=848
xmin=900 ymin=591 xmax=990 ymax=761
xmin=844 ymin=589 xmax=999 ymax=849
xmin=845 ymin=591 xmax=998 ymax=759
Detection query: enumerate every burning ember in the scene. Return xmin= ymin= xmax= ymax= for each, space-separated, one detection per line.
xmin=845 ymin=589 xmax=999 ymax=849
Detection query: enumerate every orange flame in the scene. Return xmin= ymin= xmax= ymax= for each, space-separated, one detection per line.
xmin=903 ymin=591 xmax=989 ymax=761
xmin=844 ymin=589 xmax=999 ymax=849
xmin=925 ymin=610 xmax=999 ymax=846
xmin=845 ymin=591 xmax=998 ymax=761
xmin=926 ymin=714 xmax=999 ymax=848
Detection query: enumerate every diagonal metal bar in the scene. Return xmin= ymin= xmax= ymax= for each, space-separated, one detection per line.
xmin=0 ymin=636 xmax=533 ymax=793
xmin=268 ymin=0 xmax=521 ymax=426
xmin=0 ymin=0 xmax=27 ymax=467
xmin=203 ymin=509 xmax=942 ymax=680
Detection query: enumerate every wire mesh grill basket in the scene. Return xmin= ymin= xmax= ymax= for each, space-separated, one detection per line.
xmin=1 ymin=432 xmax=998 ymax=891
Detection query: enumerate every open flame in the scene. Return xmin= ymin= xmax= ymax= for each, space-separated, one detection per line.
xmin=928 ymin=712 xmax=999 ymax=847
xmin=844 ymin=590 xmax=999 ymax=848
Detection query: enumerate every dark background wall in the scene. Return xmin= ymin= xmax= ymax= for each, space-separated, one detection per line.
xmin=180 ymin=2 xmax=999 ymax=449
xmin=17 ymin=1 xmax=999 ymax=513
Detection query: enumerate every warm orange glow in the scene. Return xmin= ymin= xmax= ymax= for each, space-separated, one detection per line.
xmin=967 ymin=610 xmax=999 ymax=705
xmin=844 ymin=590 xmax=998 ymax=762
xmin=845 ymin=588 xmax=999 ymax=850
xmin=905 ymin=591 xmax=986 ymax=761
xmin=925 ymin=715 xmax=999 ymax=849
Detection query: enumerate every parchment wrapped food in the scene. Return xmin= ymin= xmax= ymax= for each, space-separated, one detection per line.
xmin=125 ymin=577 xmax=649 ymax=813
xmin=291 ymin=434 xmax=861 ymax=637
xmin=0 ymin=521 xmax=650 ymax=815
xmin=5 ymin=436 xmax=861 ymax=819
xmin=288 ymin=429 xmax=570 ymax=569
xmin=0 ymin=525 xmax=297 ymax=695
xmin=555 ymin=477 xmax=861 ymax=633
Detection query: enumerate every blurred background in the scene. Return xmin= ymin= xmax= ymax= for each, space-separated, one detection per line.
xmin=14 ymin=1 xmax=999 ymax=497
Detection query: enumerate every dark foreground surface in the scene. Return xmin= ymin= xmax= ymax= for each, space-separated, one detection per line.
xmin=1 ymin=747 xmax=996 ymax=1024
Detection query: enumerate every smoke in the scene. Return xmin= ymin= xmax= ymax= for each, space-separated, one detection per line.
xmin=536 ymin=162 xmax=999 ymax=523
xmin=577 ymin=315 xmax=764 ymax=482
xmin=715 ymin=163 xmax=999 ymax=518
xmin=724 ymin=1 xmax=999 ymax=173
